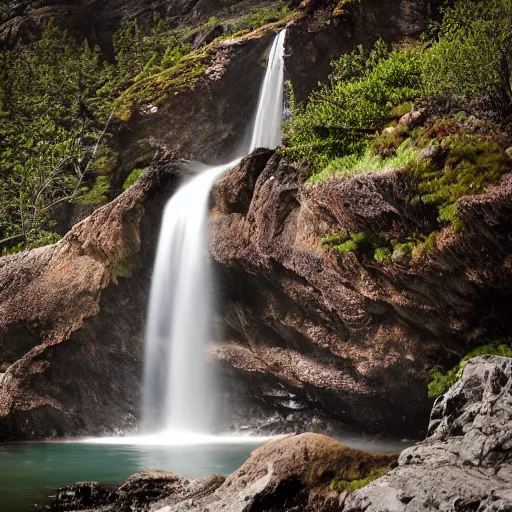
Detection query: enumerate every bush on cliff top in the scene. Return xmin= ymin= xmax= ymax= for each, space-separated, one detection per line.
xmin=428 ymin=342 xmax=512 ymax=398
xmin=283 ymin=40 xmax=423 ymax=169
xmin=284 ymin=0 xmax=512 ymax=176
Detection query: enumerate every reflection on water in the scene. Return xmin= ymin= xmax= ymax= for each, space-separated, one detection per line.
xmin=0 ymin=441 xmax=259 ymax=512
xmin=0 ymin=436 xmax=411 ymax=512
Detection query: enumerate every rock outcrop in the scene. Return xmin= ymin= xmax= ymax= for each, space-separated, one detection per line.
xmin=209 ymin=151 xmax=512 ymax=437
xmin=40 ymin=433 xmax=396 ymax=511
xmin=0 ymin=157 xmax=180 ymax=441
xmin=344 ymin=355 xmax=512 ymax=511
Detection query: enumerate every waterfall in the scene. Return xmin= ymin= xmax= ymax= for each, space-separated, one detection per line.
xmin=250 ymin=29 xmax=287 ymax=152
xmin=142 ymin=29 xmax=287 ymax=436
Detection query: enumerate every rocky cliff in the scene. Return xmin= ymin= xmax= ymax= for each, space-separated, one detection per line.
xmin=1 ymin=0 xmax=511 ymax=442
xmin=208 ymin=147 xmax=512 ymax=437
xmin=0 ymin=158 xmax=179 ymax=440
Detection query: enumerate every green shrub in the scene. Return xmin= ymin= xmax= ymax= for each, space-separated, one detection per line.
xmin=78 ymin=176 xmax=110 ymax=206
xmin=413 ymin=134 xmax=511 ymax=209
xmin=284 ymin=0 xmax=512 ymax=178
xmin=325 ymin=232 xmax=380 ymax=255
xmin=123 ymin=168 xmax=144 ymax=190
xmin=422 ymin=0 xmax=512 ymax=110
xmin=438 ymin=204 xmax=464 ymax=231
xmin=428 ymin=342 xmax=512 ymax=398
xmin=416 ymin=231 xmax=438 ymax=257
xmin=374 ymin=247 xmax=392 ymax=264
xmin=309 ymin=139 xmax=419 ymax=183
xmin=321 ymin=232 xmax=349 ymax=246
xmin=330 ymin=467 xmax=388 ymax=493
xmin=283 ymin=41 xmax=423 ymax=170
xmin=335 ymin=239 xmax=359 ymax=253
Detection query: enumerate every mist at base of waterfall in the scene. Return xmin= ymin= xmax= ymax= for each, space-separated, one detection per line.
xmin=83 ymin=429 xmax=277 ymax=446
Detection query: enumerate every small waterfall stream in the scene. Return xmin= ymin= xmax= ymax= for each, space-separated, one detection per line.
xmin=142 ymin=30 xmax=287 ymax=436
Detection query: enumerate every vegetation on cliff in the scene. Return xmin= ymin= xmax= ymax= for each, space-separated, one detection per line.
xmin=428 ymin=342 xmax=512 ymax=398
xmin=0 ymin=3 xmax=295 ymax=254
xmin=284 ymin=0 xmax=512 ymax=265
xmin=284 ymin=0 xmax=512 ymax=173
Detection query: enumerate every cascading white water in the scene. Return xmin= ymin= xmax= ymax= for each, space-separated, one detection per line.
xmin=249 ymin=29 xmax=287 ymax=152
xmin=142 ymin=29 xmax=287 ymax=436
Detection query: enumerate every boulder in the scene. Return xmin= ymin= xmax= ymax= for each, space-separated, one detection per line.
xmin=344 ymin=356 xmax=512 ymax=511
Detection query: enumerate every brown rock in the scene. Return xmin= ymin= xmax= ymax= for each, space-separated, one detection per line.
xmin=0 ymin=156 xmax=181 ymax=441
xmin=209 ymin=152 xmax=512 ymax=437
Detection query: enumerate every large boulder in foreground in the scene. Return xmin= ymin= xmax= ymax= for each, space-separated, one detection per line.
xmin=344 ymin=355 xmax=512 ymax=511
xmin=41 ymin=433 xmax=396 ymax=511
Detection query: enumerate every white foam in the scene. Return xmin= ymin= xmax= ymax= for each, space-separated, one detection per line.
xmin=82 ymin=430 xmax=279 ymax=446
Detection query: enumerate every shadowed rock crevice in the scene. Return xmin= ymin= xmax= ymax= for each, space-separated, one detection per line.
xmin=209 ymin=151 xmax=512 ymax=437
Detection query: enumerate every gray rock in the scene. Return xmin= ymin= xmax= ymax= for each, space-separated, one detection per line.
xmin=344 ymin=356 xmax=512 ymax=511
xmin=505 ymin=147 xmax=512 ymax=160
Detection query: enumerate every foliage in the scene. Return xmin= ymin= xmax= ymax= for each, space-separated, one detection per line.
xmin=422 ymin=0 xmax=512 ymax=110
xmin=309 ymin=139 xmax=419 ymax=183
xmin=0 ymin=22 xmax=111 ymax=251
xmin=285 ymin=0 xmax=512 ymax=177
xmin=0 ymin=15 xmax=200 ymax=252
xmin=414 ymin=135 xmax=511 ymax=206
xmin=428 ymin=342 xmax=512 ymax=398
xmin=283 ymin=40 xmax=423 ymax=169
xmin=123 ymin=168 xmax=144 ymax=190
xmin=323 ymin=232 xmax=381 ymax=255
xmin=330 ymin=467 xmax=387 ymax=493
xmin=78 ymin=176 xmax=110 ymax=206
xmin=321 ymin=232 xmax=348 ymax=246
xmin=374 ymin=247 xmax=392 ymax=264
xmin=415 ymin=231 xmax=439 ymax=258
xmin=438 ymin=204 xmax=464 ymax=232
xmin=114 ymin=51 xmax=207 ymax=121
xmin=232 ymin=2 xmax=293 ymax=32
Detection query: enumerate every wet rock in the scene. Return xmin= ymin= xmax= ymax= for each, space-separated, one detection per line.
xmin=343 ymin=356 xmax=512 ymax=511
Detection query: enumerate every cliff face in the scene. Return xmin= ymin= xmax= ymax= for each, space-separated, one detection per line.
xmin=1 ymin=145 xmax=511 ymax=440
xmin=0 ymin=0 xmax=502 ymax=441
xmin=209 ymin=152 xmax=512 ymax=437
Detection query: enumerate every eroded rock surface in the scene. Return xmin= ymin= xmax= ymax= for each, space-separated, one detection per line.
xmin=0 ymin=157 xmax=180 ymax=441
xmin=344 ymin=356 xmax=512 ymax=511
xmin=209 ymin=152 xmax=512 ymax=437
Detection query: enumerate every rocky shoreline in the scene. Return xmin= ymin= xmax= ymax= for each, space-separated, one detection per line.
xmin=39 ymin=356 xmax=512 ymax=512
